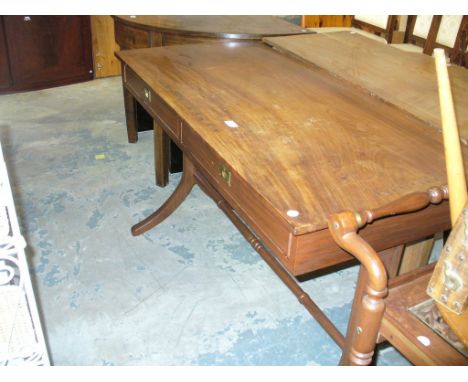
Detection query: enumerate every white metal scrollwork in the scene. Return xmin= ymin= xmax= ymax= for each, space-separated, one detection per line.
xmin=0 ymin=143 xmax=50 ymax=365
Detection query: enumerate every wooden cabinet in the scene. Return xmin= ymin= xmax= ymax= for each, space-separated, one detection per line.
xmin=0 ymin=16 xmax=93 ymax=94
xmin=0 ymin=18 xmax=11 ymax=89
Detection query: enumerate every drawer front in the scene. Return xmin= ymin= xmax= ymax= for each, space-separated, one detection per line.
xmin=163 ymin=33 xmax=231 ymax=46
xmin=182 ymin=122 xmax=293 ymax=269
xmin=124 ymin=66 xmax=180 ymax=140
xmin=115 ymin=22 xmax=150 ymax=50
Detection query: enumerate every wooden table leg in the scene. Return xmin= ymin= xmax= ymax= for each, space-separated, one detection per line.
xmin=154 ymin=120 xmax=170 ymax=187
xmin=399 ymin=237 xmax=434 ymax=275
xmin=382 ymin=245 xmax=405 ymax=279
xmin=122 ymin=85 xmax=173 ymax=187
xmin=131 ymin=155 xmax=196 ymax=236
xmin=123 ymin=87 xmax=138 ymax=143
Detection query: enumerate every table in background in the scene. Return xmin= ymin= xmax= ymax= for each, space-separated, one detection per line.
xmin=264 ymin=32 xmax=468 ymax=141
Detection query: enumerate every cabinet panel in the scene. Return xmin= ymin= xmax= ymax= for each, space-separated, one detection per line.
xmin=3 ymin=16 xmax=93 ymax=91
xmin=0 ymin=18 xmax=11 ymax=89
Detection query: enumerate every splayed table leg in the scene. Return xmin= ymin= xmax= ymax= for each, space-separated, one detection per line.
xmin=131 ymin=156 xmax=196 ymax=236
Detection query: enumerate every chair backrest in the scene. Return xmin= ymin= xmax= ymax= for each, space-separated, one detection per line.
xmin=435 ymin=16 xmax=464 ymax=48
xmin=439 ymin=15 xmax=467 ymax=67
xmin=405 ymin=15 xmax=467 ymax=66
xmin=404 ymin=15 xmax=440 ymax=53
xmin=352 ymin=15 xmax=398 ymax=43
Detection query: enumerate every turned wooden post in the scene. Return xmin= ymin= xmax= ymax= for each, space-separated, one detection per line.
xmin=328 ymin=186 xmax=449 ymax=365
xmin=328 ymin=211 xmax=388 ymax=365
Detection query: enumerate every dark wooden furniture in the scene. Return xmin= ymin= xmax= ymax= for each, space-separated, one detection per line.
xmin=116 ymin=38 xmax=468 ymax=365
xmin=0 ymin=17 xmax=10 ymax=90
xmin=113 ymin=15 xmax=311 ymax=187
xmin=0 ymin=16 xmax=93 ymax=93
xmin=329 ymin=190 xmax=468 ymax=365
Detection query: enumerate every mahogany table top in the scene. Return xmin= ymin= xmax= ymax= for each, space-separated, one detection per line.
xmin=117 ymin=41 xmax=467 ymax=235
xmin=264 ymin=32 xmax=468 ymax=142
xmin=114 ymin=16 xmax=309 ymax=39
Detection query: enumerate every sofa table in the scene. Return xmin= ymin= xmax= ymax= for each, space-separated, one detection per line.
xmin=116 ymin=39 xmax=468 ymax=364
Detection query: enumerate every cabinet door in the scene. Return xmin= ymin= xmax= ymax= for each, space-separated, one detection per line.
xmin=0 ymin=17 xmax=11 ymax=89
xmin=3 ymin=16 xmax=93 ymax=91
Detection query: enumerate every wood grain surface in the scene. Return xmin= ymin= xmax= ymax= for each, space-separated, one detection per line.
xmin=90 ymin=16 xmax=121 ymax=77
xmin=114 ymin=16 xmax=311 ymax=185
xmin=117 ymin=42 xmax=467 ymax=235
xmin=114 ymin=16 xmax=308 ymax=39
xmin=302 ymin=15 xmax=352 ymax=28
xmin=264 ymin=32 xmax=468 ymax=142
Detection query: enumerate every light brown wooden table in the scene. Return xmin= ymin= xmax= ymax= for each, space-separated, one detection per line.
xmin=264 ymin=31 xmax=468 ymax=277
xmin=264 ymin=32 xmax=468 ymax=142
xmin=116 ymin=40 xmax=468 ymax=365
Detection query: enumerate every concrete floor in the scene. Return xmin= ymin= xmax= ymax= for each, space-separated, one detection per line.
xmin=0 ymin=77 xmax=412 ymax=365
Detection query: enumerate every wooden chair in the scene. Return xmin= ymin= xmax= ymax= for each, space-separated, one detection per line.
xmin=394 ymin=15 xmax=467 ymax=67
xmin=325 ymin=27 xmax=468 ymax=367
xmin=305 ymin=15 xmax=398 ymax=44
xmin=394 ymin=15 xmax=467 ymax=279
xmin=328 ymin=188 xmax=468 ymax=366
xmin=379 ymin=263 xmax=467 ymax=365
xmin=395 ymin=15 xmax=441 ymax=54
xmin=352 ymin=15 xmax=398 ymax=43
xmin=439 ymin=15 xmax=467 ymax=67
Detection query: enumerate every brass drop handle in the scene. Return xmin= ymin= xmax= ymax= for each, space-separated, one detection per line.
xmin=144 ymin=88 xmax=151 ymax=102
xmin=219 ymin=164 xmax=232 ymax=186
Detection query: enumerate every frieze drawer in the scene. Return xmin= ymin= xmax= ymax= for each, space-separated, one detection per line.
xmin=124 ymin=65 xmax=180 ymax=140
xmin=115 ymin=22 xmax=150 ymax=50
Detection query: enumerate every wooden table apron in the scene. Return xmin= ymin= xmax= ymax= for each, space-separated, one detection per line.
xmin=113 ymin=16 xmax=311 ymax=187
xmin=116 ymin=41 xmax=464 ymax=364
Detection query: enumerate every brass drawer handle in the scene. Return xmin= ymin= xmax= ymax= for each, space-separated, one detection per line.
xmin=219 ymin=164 xmax=232 ymax=186
xmin=144 ymin=88 xmax=151 ymax=102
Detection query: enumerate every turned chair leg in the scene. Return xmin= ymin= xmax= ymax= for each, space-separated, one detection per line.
xmin=329 ymin=187 xmax=448 ymax=365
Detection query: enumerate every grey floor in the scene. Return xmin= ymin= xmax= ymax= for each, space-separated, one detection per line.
xmin=0 ymin=77 xmax=413 ymax=365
